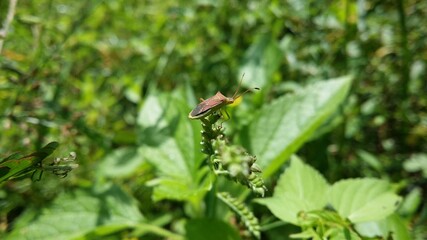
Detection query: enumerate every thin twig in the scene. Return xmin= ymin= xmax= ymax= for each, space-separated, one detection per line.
xmin=396 ymin=0 xmax=410 ymax=100
xmin=0 ymin=0 xmax=18 ymax=54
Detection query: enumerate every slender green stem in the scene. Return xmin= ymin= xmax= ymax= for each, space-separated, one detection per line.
xmin=133 ymin=223 xmax=184 ymax=240
xmin=205 ymin=177 xmax=217 ymax=218
xmin=396 ymin=0 xmax=410 ymax=99
xmin=259 ymin=221 xmax=288 ymax=232
xmin=0 ymin=0 xmax=18 ymax=54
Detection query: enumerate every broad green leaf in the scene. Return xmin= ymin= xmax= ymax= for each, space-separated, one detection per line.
xmin=137 ymin=92 xmax=209 ymax=202
xmin=186 ymin=218 xmax=241 ymax=240
xmin=383 ymin=214 xmax=411 ymax=240
xmin=96 ymin=147 xmax=145 ymax=178
xmin=6 ymin=184 xmax=144 ymax=240
xmin=353 ymin=221 xmax=384 ymax=239
xmin=0 ymin=142 xmax=59 ymax=182
xmin=326 ymin=229 xmax=362 ymax=240
xmin=398 ymin=187 xmax=422 ymax=217
xmin=248 ymin=76 xmax=352 ymax=177
xmin=238 ymin=33 xmax=282 ymax=89
xmin=356 ymin=150 xmax=383 ymax=172
xmin=403 ymin=153 xmax=427 ymax=177
xmin=136 ymin=95 xmax=175 ymax=146
xmin=291 ymin=227 xmax=361 ymax=240
xmin=329 ymin=178 xmax=402 ymax=223
xmin=354 ymin=214 xmax=411 ymax=240
xmin=289 ymin=228 xmax=319 ymax=239
xmin=144 ymin=139 xmax=211 ymax=202
xmin=255 ymin=156 xmax=329 ymax=225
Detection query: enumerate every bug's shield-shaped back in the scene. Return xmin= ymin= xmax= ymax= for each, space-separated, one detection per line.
xmin=189 ymin=92 xmax=228 ymax=119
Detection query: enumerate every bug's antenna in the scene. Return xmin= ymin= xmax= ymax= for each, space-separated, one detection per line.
xmin=232 ymin=73 xmax=245 ymax=99
xmin=236 ymin=87 xmax=260 ymax=99
xmin=231 ymin=73 xmax=260 ymax=99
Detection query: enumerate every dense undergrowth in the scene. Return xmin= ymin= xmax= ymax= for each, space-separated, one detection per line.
xmin=1 ymin=1 xmax=426 ymax=239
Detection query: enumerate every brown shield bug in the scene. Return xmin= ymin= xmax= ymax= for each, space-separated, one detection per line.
xmin=188 ymin=76 xmax=259 ymax=120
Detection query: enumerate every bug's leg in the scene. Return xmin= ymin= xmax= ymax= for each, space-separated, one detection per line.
xmin=222 ymin=109 xmax=231 ymax=121
xmin=199 ymin=98 xmax=205 ymax=102
xmin=217 ymin=109 xmax=230 ymax=128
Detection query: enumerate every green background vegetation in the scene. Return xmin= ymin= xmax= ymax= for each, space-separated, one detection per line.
xmin=0 ymin=0 xmax=426 ymax=239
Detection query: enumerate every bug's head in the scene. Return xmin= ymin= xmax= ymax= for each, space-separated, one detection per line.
xmin=225 ymin=97 xmax=235 ymax=104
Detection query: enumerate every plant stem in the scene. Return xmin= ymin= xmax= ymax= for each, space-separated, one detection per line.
xmin=0 ymin=0 xmax=18 ymax=54
xmin=396 ymin=0 xmax=410 ymax=100
xmin=259 ymin=221 xmax=288 ymax=231
xmin=133 ymin=223 xmax=184 ymax=240
xmin=205 ymin=177 xmax=217 ymax=218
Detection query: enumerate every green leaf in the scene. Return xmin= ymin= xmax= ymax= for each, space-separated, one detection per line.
xmin=144 ymin=139 xmax=211 ymax=202
xmin=356 ymin=150 xmax=383 ymax=172
xmin=6 ymin=184 xmax=144 ymax=240
xmin=354 ymin=214 xmax=411 ymax=239
xmin=137 ymin=93 xmax=209 ymax=202
xmin=255 ymin=156 xmax=329 ymax=225
xmin=398 ymin=187 xmax=422 ymax=217
xmin=382 ymin=214 xmax=411 ymax=240
xmin=289 ymin=228 xmax=319 ymax=239
xmin=96 ymin=147 xmax=145 ymax=178
xmin=291 ymin=227 xmax=361 ymax=240
xmin=186 ymin=218 xmax=241 ymax=240
xmin=403 ymin=153 xmax=427 ymax=177
xmin=248 ymin=76 xmax=352 ymax=177
xmin=0 ymin=142 xmax=59 ymax=182
xmin=325 ymin=228 xmax=362 ymax=240
xmin=329 ymin=178 xmax=402 ymax=223
xmin=238 ymin=33 xmax=282 ymax=89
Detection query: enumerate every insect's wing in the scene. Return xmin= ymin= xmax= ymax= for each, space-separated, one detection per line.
xmin=189 ymin=92 xmax=229 ymax=119
xmin=189 ymin=98 xmax=223 ymax=117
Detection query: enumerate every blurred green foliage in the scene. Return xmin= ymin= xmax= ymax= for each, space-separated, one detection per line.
xmin=1 ymin=0 xmax=426 ymax=239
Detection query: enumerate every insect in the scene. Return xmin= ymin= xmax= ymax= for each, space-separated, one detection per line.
xmin=188 ymin=77 xmax=259 ymax=120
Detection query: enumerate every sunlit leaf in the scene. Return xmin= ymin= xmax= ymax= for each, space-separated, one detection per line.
xmin=255 ymin=156 xmax=329 ymax=225
xmin=329 ymin=178 xmax=402 ymax=223
xmin=354 ymin=214 xmax=411 ymax=239
xmin=186 ymin=218 xmax=240 ymax=240
xmin=404 ymin=153 xmax=427 ymax=177
xmin=239 ymin=33 xmax=282 ymax=89
xmin=96 ymin=147 xmax=145 ymax=178
xmin=137 ymin=92 xmax=209 ymax=202
xmin=6 ymin=184 xmax=144 ymax=240
xmin=247 ymin=76 xmax=352 ymax=177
